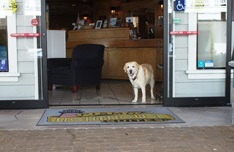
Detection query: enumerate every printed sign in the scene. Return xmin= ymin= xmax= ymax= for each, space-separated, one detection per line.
xmin=0 ymin=0 xmax=17 ymax=18
xmin=173 ymin=18 xmax=181 ymax=24
xmin=24 ymin=0 xmax=41 ymax=16
xmin=198 ymin=60 xmax=205 ymax=68
xmin=31 ymin=19 xmax=39 ymax=26
xmin=0 ymin=46 xmax=8 ymax=71
xmin=170 ymin=31 xmax=198 ymax=35
xmin=174 ymin=0 xmax=185 ymax=11
xmin=10 ymin=33 xmax=40 ymax=37
xmin=205 ymin=60 xmax=214 ymax=68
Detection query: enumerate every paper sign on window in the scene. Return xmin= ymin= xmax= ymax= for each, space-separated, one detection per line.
xmin=0 ymin=0 xmax=17 ymax=18
xmin=24 ymin=0 xmax=41 ymax=16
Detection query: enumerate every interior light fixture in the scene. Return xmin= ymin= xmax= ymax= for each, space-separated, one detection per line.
xmin=160 ymin=0 xmax=163 ymax=10
xmin=110 ymin=7 xmax=118 ymax=15
xmin=83 ymin=14 xmax=88 ymax=20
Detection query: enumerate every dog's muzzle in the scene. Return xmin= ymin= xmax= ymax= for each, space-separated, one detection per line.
xmin=129 ymin=69 xmax=134 ymax=76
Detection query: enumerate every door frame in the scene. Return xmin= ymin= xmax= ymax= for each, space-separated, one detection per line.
xmin=0 ymin=0 xmax=48 ymax=109
xmin=163 ymin=0 xmax=232 ymax=107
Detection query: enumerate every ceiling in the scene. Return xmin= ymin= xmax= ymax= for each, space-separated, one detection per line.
xmin=45 ymin=0 xmax=94 ymax=16
xmin=45 ymin=0 xmax=153 ymax=16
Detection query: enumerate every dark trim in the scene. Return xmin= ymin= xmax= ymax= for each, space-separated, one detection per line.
xmin=41 ymin=0 xmax=49 ymax=108
xmin=164 ymin=97 xmax=229 ymax=107
xmin=225 ymin=0 xmax=232 ymax=104
xmin=163 ymin=0 xmax=169 ymax=106
xmin=0 ymin=100 xmax=48 ymax=109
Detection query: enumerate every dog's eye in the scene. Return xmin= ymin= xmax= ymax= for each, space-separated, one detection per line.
xmin=127 ymin=66 xmax=129 ymax=68
xmin=132 ymin=66 xmax=134 ymax=68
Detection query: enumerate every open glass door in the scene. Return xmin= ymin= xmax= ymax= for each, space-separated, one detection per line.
xmin=163 ymin=0 xmax=232 ymax=106
xmin=0 ymin=0 xmax=48 ymax=109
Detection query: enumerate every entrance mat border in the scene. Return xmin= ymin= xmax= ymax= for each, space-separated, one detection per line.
xmin=37 ymin=107 xmax=185 ymax=126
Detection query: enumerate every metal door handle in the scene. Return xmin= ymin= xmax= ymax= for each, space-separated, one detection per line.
xmin=228 ymin=61 xmax=234 ymax=67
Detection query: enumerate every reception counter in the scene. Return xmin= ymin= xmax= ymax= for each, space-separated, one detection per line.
xmin=66 ymin=28 xmax=163 ymax=81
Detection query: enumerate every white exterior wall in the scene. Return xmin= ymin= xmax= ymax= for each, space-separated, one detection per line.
xmin=173 ymin=12 xmax=226 ymax=97
xmin=0 ymin=0 xmax=40 ymax=100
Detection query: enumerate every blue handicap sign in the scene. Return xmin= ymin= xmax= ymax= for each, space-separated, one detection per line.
xmin=174 ymin=0 xmax=185 ymax=11
xmin=198 ymin=60 xmax=205 ymax=68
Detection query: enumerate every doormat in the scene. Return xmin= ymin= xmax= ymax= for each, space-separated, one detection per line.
xmin=37 ymin=107 xmax=184 ymax=126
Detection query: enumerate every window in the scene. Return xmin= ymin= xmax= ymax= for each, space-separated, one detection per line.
xmin=0 ymin=15 xmax=19 ymax=82
xmin=0 ymin=18 xmax=8 ymax=72
xmin=197 ymin=13 xmax=228 ymax=69
xmin=185 ymin=2 xmax=229 ymax=79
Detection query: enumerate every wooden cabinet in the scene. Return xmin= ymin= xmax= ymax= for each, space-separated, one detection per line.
xmin=67 ymin=28 xmax=129 ymax=42
xmin=103 ymin=48 xmax=128 ymax=79
xmin=102 ymin=48 xmax=159 ymax=80
xmin=66 ymin=28 xmax=163 ymax=81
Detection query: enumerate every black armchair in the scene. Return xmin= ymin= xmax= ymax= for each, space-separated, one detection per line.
xmin=47 ymin=44 xmax=105 ymax=93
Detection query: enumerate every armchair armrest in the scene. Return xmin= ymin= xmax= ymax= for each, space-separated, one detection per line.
xmin=47 ymin=58 xmax=72 ymax=70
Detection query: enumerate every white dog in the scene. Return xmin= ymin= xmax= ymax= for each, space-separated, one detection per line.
xmin=123 ymin=61 xmax=155 ymax=103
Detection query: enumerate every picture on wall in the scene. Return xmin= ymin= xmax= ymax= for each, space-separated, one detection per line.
xmin=158 ymin=16 xmax=163 ymax=27
xmin=102 ymin=19 xmax=108 ymax=28
xmin=95 ymin=20 xmax=103 ymax=29
xmin=109 ymin=17 xmax=117 ymax=27
xmin=129 ymin=29 xmax=137 ymax=39
xmin=115 ymin=17 xmax=122 ymax=27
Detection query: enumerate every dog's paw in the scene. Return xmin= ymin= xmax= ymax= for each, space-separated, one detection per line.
xmin=141 ymin=100 xmax=146 ymax=103
xmin=151 ymin=96 xmax=155 ymax=100
xmin=131 ymin=99 xmax=137 ymax=103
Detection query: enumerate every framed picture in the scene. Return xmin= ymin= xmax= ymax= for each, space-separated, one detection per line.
xmin=95 ymin=20 xmax=103 ymax=29
xmin=109 ymin=17 xmax=117 ymax=27
xmin=102 ymin=19 xmax=108 ymax=28
xmin=115 ymin=17 xmax=122 ymax=27
xmin=158 ymin=16 xmax=163 ymax=27
xmin=129 ymin=29 xmax=137 ymax=39
xmin=89 ymin=23 xmax=95 ymax=29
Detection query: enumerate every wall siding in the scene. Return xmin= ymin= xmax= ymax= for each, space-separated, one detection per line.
xmin=0 ymin=0 xmax=38 ymax=100
xmin=174 ymin=13 xmax=226 ymax=97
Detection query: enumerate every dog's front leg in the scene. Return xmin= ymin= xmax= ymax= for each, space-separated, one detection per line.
xmin=141 ymin=86 xmax=146 ymax=103
xmin=150 ymin=86 xmax=155 ymax=100
xmin=132 ymin=87 xmax=138 ymax=102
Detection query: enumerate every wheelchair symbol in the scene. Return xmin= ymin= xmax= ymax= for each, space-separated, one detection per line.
xmin=176 ymin=0 xmax=185 ymax=11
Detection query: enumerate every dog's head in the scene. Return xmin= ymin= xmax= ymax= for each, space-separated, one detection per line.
xmin=123 ymin=61 xmax=139 ymax=77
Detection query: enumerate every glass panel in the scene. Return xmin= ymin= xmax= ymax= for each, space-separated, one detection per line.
xmin=0 ymin=0 xmax=44 ymax=100
xmin=0 ymin=18 xmax=8 ymax=72
xmin=16 ymin=0 xmax=44 ymax=100
xmin=167 ymin=0 xmax=227 ymax=98
xmin=197 ymin=13 xmax=227 ymax=69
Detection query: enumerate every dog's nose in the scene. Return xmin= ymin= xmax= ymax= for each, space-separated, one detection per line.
xmin=129 ymin=69 xmax=132 ymax=74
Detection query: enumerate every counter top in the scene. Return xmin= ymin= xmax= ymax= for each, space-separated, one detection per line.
xmin=66 ymin=39 xmax=163 ymax=48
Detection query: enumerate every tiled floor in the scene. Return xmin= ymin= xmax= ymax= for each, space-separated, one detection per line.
xmin=48 ymin=79 xmax=163 ymax=106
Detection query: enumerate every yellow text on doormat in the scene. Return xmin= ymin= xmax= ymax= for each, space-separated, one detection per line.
xmin=47 ymin=111 xmax=175 ymax=123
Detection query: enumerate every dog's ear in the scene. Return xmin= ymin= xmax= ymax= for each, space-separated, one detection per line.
xmin=123 ymin=63 xmax=127 ymax=73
